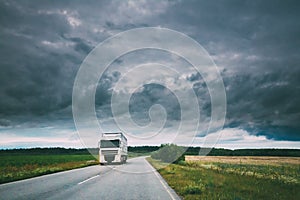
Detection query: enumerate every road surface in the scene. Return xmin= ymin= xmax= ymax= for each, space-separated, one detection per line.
xmin=0 ymin=157 xmax=181 ymax=200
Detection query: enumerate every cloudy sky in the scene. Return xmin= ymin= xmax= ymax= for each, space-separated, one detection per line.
xmin=0 ymin=0 xmax=299 ymax=149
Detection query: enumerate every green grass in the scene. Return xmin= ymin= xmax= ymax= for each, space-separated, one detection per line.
xmin=147 ymin=157 xmax=300 ymax=200
xmin=127 ymin=152 xmax=151 ymax=158
xmin=0 ymin=154 xmax=98 ymax=184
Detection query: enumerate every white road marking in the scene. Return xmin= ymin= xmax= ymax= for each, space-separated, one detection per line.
xmin=153 ymin=170 xmax=176 ymax=200
xmin=77 ymin=175 xmax=99 ymax=185
xmin=145 ymin=159 xmax=178 ymax=200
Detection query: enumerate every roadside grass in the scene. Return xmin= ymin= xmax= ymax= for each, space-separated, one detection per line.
xmin=0 ymin=154 xmax=98 ymax=184
xmin=147 ymin=157 xmax=300 ymax=200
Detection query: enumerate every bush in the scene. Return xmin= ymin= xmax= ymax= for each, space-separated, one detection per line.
xmin=151 ymin=144 xmax=185 ymax=163
xmin=183 ymin=183 xmax=206 ymax=194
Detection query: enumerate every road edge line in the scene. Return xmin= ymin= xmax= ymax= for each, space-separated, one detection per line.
xmin=145 ymin=158 xmax=181 ymax=200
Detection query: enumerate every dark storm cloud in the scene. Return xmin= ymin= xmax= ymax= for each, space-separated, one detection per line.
xmin=165 ymin=0 xmax=300 ymax=141
xmin=62 ymin=36 xmax=93 ymax=54
xmin=188 ymin=61 xmax=300 ymax=141
xmin=95 ymin=71 xmax=121 ymax=107
xmin=0 ymin=0 xmax=90 ymax=119
xmin=223 ymin=72 xmax=300 ymax=141
xmin=129 ymin=83 xmax=181 ymax=126
xmin=0 ymin=0 xmax=153 ymax=119
xmin=0 ymin=0 xmax=299 ymax=142
xmin=0 ymin=119 xmax=11 ymax=127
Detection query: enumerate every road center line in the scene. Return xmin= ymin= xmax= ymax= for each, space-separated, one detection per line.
xmin=78 ymin=175 xmax=99 ymax=185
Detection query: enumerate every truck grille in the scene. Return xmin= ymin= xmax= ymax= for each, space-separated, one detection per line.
xmin=101 ymin=150 xmax=118 ymax=155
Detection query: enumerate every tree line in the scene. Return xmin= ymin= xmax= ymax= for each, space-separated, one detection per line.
xmin=0 ymin=146 xmax=299 ymax=157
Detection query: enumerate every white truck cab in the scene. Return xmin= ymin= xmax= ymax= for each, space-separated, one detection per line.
xmin=99 ymin=132 xmax=128 ymax=164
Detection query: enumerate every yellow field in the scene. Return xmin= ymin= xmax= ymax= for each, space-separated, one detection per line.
xmin=185 ymin=156 xmax=300 ymax=166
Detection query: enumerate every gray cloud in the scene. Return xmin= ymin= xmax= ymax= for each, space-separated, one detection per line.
xmin=0 ymin=0 xmax=299 ymax=145
xmin=129 ymin=83 xmax=181 ymax=126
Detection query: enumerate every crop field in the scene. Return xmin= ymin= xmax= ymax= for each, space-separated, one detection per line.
xmin=185 ymin=156 xmax=300 ymax=166
xmin=147 ymin=156 xmax=300 ymax=200
xmin=0 ymin=154 xmax=98 ymax=184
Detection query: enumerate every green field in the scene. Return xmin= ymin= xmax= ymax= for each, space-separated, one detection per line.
xmin=0 ymin=154 xmax=98 ymax=184
xmin=0 ymin=148 xmax=151 ymax=184
xmin=147 ymin=157 xmax=300 ymax=200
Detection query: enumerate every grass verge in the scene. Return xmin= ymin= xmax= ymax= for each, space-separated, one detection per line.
xmin=147 ymin=157 xmax=300 ymax=200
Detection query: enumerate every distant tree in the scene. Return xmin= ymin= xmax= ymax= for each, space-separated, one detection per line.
xmin=151 ymin=144 xmax=185 ymax=163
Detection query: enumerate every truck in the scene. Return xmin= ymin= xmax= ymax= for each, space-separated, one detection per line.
xmin=98 ymin=132 xmax=128 ymax=164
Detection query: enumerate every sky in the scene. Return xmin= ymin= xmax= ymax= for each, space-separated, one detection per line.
xmin=0 ymin=0 xmax=300 ymax=149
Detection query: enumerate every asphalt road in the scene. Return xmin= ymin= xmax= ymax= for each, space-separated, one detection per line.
xmin=0 ymin=157 xmax=181 ymax=200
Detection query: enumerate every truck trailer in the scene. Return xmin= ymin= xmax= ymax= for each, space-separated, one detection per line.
xmin=99 ymin=132 xmax=128 ymax=164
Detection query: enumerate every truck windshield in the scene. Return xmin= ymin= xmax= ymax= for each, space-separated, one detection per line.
xmin=100 ymin=139 xmax=120 ymax=148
